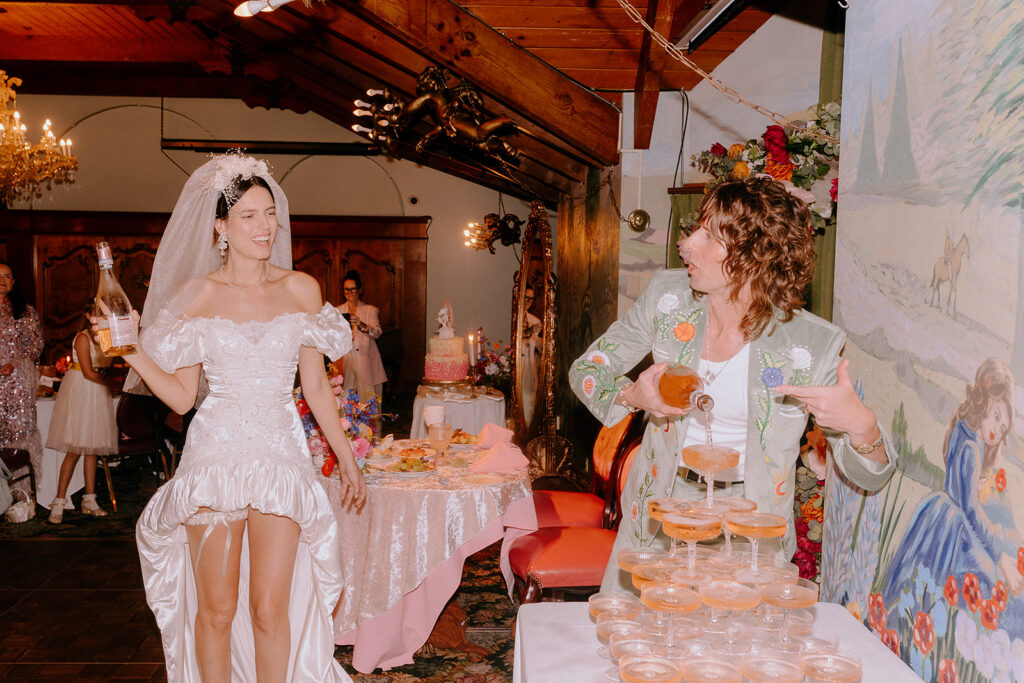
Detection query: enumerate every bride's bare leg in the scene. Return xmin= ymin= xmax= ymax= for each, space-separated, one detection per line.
xmin=247 ymin=508 xmax=300 ymax=682
xmin=186 ymin=508 xmax=246 ymax=683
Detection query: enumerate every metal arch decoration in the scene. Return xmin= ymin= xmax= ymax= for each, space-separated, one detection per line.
xmin=352 ymin=66 xmax=525 ymax=167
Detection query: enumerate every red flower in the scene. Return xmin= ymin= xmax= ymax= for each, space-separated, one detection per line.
xmin=762 ymin=125 xmax=790 ymax=164
xmin=321 ymin=452 xmax=338 ymax=478
xmin=1019 ymin=546 xmax=1024 ymax=575
xmin=867 ymin=593 xmax=887 ymax=631
xmin=992 ymin=580 xmax=1008 ymax=611
xmin=913 ymin=611 xmax=935 ymax=655
xmin=880 ymin=628 xmax=900 ymax=655
xmin=995 ymin=468 xmax=1006 ymax=492
xmin=963 ymin=573 xmax=983 ymax=612
xmin=710 ymin=142 xmax=728 ymax=157
xmin=943 ymin=575 xmax=959 ymax=606
xmin=830 ymin=177 xmax=839 ymax=203
xmin=938 ymin=659 xmax=960 ymax=683
xmin=792 ymin=549 xmax=817 ymax=580
xmin=980 ymin=598 xmax=999 ymax=630
xmin=795 ymin=517 xmax=810 ymax=535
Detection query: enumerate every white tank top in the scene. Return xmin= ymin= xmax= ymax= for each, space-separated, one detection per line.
xmin=680 ymin=343 xmax=750 ymax=482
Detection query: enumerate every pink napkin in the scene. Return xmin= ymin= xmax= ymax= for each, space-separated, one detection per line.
xmin=477 ymin=422 xmax=513 ymax=448
xmin=471 ymin=442 xmax=528 ymax=474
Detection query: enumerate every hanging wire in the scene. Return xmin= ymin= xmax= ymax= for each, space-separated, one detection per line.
xmin=613 ymin=0 xmax=839 ymax=145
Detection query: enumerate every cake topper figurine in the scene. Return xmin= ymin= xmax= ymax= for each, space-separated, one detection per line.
xmin=437 ymin=300 xmax=455 ymax=338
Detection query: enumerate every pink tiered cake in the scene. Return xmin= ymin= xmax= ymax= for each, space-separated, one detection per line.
xmin=424 ymin=335 xmax=468 ymax=382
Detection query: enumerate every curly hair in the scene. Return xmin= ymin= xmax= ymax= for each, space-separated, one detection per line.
xmin=695 ymin=176 xmax=816 ymax=340
xmin=943 ymin=358 xmax=1015 ymax=470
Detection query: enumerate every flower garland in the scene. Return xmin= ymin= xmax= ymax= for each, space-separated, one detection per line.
xmin=689 ymin=101 xmax=841 ymax=236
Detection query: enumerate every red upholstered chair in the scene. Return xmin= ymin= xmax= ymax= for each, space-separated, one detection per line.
xmin=531 ymin=412 xmax=643 ymax=529
xmin=510 ymin=438 xmax=643 ymax=603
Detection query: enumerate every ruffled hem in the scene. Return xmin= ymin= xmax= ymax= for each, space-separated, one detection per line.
xmin=42 ymin=440 xmax=118 ymax=456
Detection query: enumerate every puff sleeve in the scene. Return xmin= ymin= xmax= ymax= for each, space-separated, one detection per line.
xmin=302 ymin=304 xmax=352 ymax=361
xmin=140 ymin=308 xmax=204 ymax=373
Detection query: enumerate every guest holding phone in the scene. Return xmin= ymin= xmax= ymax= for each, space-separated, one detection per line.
xmin=338 ymin=270 xmax=387 ymax=406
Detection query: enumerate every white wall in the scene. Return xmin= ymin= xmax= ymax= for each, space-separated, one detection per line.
xmin=11 ymin=94 xmax=529 ymax=346
xmin=615 ymin=1 xmax=827 ymax=315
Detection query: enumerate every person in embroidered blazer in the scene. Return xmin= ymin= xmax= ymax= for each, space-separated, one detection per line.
xmin=569 ymin=177 xmax=898 ymax=593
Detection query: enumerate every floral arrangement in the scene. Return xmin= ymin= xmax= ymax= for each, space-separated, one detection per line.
xmin=293 ymin=386 xmax=389 ymax=477
xmin=866 ymin=564 xmax=1024 ymax=682
xmin=54 ymin=354 xmax=72 ymax=378
xmin=689 ymin=101 xmax=841 ymax=236
xmin=793 ymin=424 xmax=828 ymax=581
xmin=473 ymin=333 xmax=513 ymax=395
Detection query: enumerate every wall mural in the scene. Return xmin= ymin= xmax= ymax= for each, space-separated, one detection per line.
xmin=826 ymin=1 xmax=1024 ymax=680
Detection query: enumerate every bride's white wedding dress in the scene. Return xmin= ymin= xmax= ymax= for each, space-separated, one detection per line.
xmin=135 ymin=304 xmax=353 ymax=682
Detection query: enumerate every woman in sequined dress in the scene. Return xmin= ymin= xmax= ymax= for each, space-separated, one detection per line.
xmin=0 ymin=261 xmax=44 ymax=490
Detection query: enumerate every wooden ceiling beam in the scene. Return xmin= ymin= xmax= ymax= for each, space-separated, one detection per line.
xmin=338 ymin=0 xmax=620 ymax=167
xmin=0 ymin=35 xmax=224 ymax=62
xmin=633 ymin=0 xmax=679 ymax=149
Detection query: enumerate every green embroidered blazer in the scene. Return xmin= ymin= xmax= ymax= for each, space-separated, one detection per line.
xmin=569 ymin=269 xmax=897 ymax=559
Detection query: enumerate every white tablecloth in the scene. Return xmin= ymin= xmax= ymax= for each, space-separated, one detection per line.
xmin=512 ymin=601 xmax=924 ymax=683
xmin=409 ymin=384 xmax=505 ymax=438
xmin=36 ymin=396 xmax=119 ymax=508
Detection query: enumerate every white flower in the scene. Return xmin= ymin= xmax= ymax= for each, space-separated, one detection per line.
xmin=789 ymin=347 xmax=813 ymax=370
xmin=590 ymin=351 xmax=610 ymax=366
xmin=955 ymin=612 xmax=977 ymax=661
xmin=1011 ymin=638 xmax=1024 ymax=681
xmin=657 ymin=293 xmax=679 ymax=313
xmin=485 ymin=362 xmax=499 ymax=375
xmin=990 ymin=629 xmax=1012 ymax=674
xmin=975 ymin=633 xmax=995 ymax=679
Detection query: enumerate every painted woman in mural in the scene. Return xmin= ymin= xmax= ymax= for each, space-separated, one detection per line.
xmin=882 ymin=358 xmax=1024 ymax=634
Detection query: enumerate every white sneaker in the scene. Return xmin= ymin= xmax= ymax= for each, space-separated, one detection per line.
xmin=48 ymin=498 xmax=67 ymax=524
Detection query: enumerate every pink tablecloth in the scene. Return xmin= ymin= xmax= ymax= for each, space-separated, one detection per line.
xmin=323 ymin=445 xmax=536 ymax=673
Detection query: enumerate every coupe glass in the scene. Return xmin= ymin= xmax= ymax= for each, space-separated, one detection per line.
xmin=678 ymin=655 xmax=742 ymax=683
xmin=659 ymin=509 xmax=722 ymax=575
xmin=739 ymin=655 xmax=805 ymax=683
xmin=681 ymin=444 xmax=740 ymax=511
xmin=799 ymin=651 xmax=863 ymax=683
xmin=619 ymin=653 xmax=683 ymax=683
xmin=723 ymin=512 xmax=786 ymax=583
xmin=759 ymin=577 xmax=819 ymax=643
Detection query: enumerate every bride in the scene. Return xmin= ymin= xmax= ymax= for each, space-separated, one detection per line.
xmin=117 ymin=154 xmax=365 ymax=682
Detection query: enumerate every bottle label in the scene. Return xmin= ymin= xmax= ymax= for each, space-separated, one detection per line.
xmin=108 ymin=314 xmax=137 ymax=347
xmin=98 ymin=258 xmax=114 ymax=269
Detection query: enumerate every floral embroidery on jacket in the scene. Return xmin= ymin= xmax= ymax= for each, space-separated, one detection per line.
xmin=754 ymin=347 xmax=814 ymax=450
xmin=573 ymin=338 xmax=621 ymax=403
xmin=653 ymin=308 xmax=702 ymax=366
xmin=632 ymin=446 xmax=660 ymax=544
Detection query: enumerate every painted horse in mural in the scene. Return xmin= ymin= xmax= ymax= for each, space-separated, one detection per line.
xmin=929 ymin=233 xmax=970 ymax=317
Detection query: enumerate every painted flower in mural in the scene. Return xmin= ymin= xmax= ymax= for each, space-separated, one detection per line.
xmin=657 ymin=293 xmax=679 ymax=313
xmin=673 ymin=322 xmax=695 ymax=342
xmin=650 ymin=464 xmax=659 ymax=480
xmin=845 ymin=601 xmax=862 ymax=622
xmin=995 ymin=468 xmax=1006 ymax=492
xmin=1018 ymin=546 xmax=1024 ymax=575
xmin=913 ymin=610 xmax=935 ymax=655
xmin=944 ymin=575 xmax=959 ymax=606
xmin=880 ymin=627 xmax=900 ymax=655
xmin=989 ymin=629 xmax=1012 ymax=677
xmin=955 ymin=611 xmax=978 ymax=661
xmin=980 ymin=598 xmax=1000 ymax=630
xmin=789 ymin=346 xmax=813 ymax=370
xmin=992 ymin=580 xmax=1008 ymax=611
xmin=762 ymin=125 xmax=790 ymax=163
xmin=867 ymin=593 xmax=887 ymax=631
xmin=761 ymin=366 xmax=784 ymax=389
xmin=963 ymin=573 xmax=983 ymax=612
xmin=1012 ymin=638 xmax=1024 ymax=682
xmin=938 ymin=659 xmax=960 ymax=683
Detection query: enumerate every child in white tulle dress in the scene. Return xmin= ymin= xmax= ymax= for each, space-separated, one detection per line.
xmin=45 ymin=323 xmax=118 ymax=523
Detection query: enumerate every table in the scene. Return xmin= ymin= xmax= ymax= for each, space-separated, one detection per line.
xmin=512 ymin=601 xmax=924 ymax=683
xmin=36 ymin=396 xmax=118 ymax=508
xmin=409 ymin=384 xmax=505 ymax=438
xmin=325 ymin=443 xmax=537 ymax=673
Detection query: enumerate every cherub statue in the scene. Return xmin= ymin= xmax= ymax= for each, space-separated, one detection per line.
xmin=437 ymin=300 xmax=455 ymax=338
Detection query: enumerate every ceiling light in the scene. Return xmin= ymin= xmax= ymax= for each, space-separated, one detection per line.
xmin=234 ymin=0 xmax=295 ymax=18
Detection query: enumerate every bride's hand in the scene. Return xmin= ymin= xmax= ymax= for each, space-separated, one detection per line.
xmin=337 ymin=455 xmax=367 ymax=509
xmin=90 ymin=299 xmax=140 ymax=352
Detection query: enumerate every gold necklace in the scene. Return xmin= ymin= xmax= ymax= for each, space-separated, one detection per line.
xmin=220 ymin=261 xmax=269 ymax=291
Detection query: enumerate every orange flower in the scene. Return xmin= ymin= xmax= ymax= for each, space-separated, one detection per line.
xmin=631 ymin=502 xmax=639 ymax=521
xmin=943 ymin=575 xmax=959 ymax=606
xmin=963 ymin=573 xmax=983 ymax=612
xmin=763 ymin=158 xmax=796 ymax=182
xmin=938 ymin=659 xmax=960 ymax=683
xmin=867 ymin=593 xmax=886 ymax=631
xmin=992 ymin=581 xmax=1007 ymax=611
xmin=800 ymin=496 xmax=824 ymax=524
xmin=913 ymin=611 xmax=935 ymax=655
xmin=996 ymin=468 xmax=1006 ymax=492
xmin=880 ymin=628 xmax=900 ymax=655
xmin=980 ymin=598 xmax=999 ymax=630
xmin=727 ymin=143 xmax=745 ymax=159
xmin=1019 ymin=546 xmax=1024 ymax=575
xmin=673 ymin=322 xmax=695 ymax=342
xmin=732 ymin=161 xmax=750 ymax=178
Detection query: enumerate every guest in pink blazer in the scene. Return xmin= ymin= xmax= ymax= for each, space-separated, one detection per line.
xmin=339 ymin=270 xmax=388 ymax=403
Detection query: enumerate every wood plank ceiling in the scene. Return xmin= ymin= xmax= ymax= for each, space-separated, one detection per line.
xmin=0 ymin=0 xmax=775 ymax=204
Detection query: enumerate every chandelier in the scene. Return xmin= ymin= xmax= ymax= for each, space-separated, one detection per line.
xmin=0 ymin=71 xmax=78 ymax=208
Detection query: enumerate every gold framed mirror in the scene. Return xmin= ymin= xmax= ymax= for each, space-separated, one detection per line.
xmin=509 ymin=202 xmax=556 ymax=446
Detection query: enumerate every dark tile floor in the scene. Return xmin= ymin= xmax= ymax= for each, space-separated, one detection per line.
xmin=0 ymin=539 xmax=166 ymax=682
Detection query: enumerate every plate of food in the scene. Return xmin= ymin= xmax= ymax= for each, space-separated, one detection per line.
xmin=386 ymin=456 xmax=437 ymax=478
xmin=397 ymin=446 xmax=437 ymax=459
xmin=450 ymin=429 xmax=477 ymax=445
xmin=366 ymin=450 xmax=397 ymax=464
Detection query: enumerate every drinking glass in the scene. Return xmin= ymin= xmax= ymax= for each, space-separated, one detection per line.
xmin=619 ymin=654 xmax=683 ymax=683
xmin=681 ymin=444 xmax=740 ymax=511
xmin=723 ymin=512 xmax=787 ymax=584
xmin=678 ymin=655 xmax=742 ymax=683
xmin=660 ymin=509 xmax=722 ymax=574
xmin=697 ymin=578 xmax=761 ymax=653
xmin=641 ymin=580 xmax=701 ymax=660
xmin=588 ymin=590 xmax=641 ymax=621
xmin=799 ymin=651 xmax=863 ymax=683
xmin=595 ymin=609 xmax=643 ymax=659
xmin=618 ymin=547 xmax=669 ymax=575
xmin=759 ymin=577 xmax=819 ymax=643
xmin=739 ymin=655 xmax=805 ymax=683
xmin=427 ymin=421 xmax=453 ymax=456
xmin=607 ymin=632 xmax=659 ymax=682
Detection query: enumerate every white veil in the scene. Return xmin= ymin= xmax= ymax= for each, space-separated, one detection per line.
xmin=123 ymin=153 xmax=292 ymax=397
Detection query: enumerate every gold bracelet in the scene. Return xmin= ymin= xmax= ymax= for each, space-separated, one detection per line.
xmin=851 ymin=433 xmax=883 ymax=454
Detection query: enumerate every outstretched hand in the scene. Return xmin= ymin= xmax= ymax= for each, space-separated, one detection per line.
xmin=774 ymin=359 xmax=878 ymax=442
xmin=90 ymin=299 xmax=140 ymax=350
xmin=619 ymin=362 xmax=688 ymax=419
xmin=336 ymin=455 xmax=367 ymax=510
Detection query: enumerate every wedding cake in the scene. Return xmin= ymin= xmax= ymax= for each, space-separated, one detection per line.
xmin=424 ymin=300 xmax=469 ymax=382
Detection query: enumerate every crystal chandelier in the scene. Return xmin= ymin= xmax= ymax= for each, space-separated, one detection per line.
xmin=0 ymin=71 xmax=78 ymax=208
